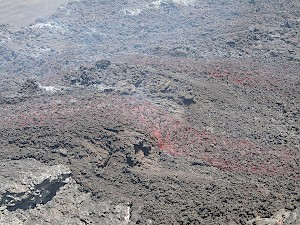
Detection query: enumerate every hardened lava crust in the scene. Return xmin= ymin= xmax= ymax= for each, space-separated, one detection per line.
xmin=0 ymin=0 xmax=299 ymax=224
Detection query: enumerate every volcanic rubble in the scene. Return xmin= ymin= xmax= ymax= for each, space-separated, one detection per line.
xmin=0 ymin=0 xmax=299 ymax=224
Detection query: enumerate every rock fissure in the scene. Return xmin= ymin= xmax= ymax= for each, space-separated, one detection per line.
xmin=5 ymin=174 xmax=70 ymax=211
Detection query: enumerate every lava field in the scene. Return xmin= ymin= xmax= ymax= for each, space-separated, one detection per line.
xmin=0 ymin=0 xmax=299 ymax=224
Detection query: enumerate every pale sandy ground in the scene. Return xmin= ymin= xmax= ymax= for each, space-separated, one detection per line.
xmin=0 ymin=0 xmax=74 ymax=27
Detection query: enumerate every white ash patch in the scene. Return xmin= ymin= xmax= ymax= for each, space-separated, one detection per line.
xmin=172 ymin=0 xmax=195 ymax=6
xmin=123 ymin=0 xmax=194 ymax=16
xmin=31 ymin=22 xmax=63 ymax=30
xmin=38 ymin=84 xmax=60 ymax=93
xmin=149 ymin=0 xmax=195 ymax=7
xmin=123 ymin=8 xmax=142 ymax=16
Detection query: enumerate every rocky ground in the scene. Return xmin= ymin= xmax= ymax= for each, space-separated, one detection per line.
xmin=0 ymin=0 xmax=299 ymax=224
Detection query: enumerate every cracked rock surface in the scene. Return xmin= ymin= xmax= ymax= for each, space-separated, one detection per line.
xmin=0 ymin=159 xmax=71 ymax=211
xmin=246 ymin=208 xmax=300 ymax=225
xmin=0 ymin=159 xmax=132 ymax=225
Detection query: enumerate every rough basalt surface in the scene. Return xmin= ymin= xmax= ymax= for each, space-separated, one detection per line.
xmin=0 ymin=0 xmax=299 ymax=224
xmin=0 ymin=159 xmax=133 ymax=225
